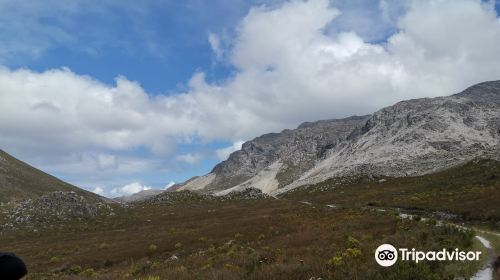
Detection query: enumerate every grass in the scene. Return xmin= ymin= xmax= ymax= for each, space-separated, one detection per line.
xmin=283 ymin=159 xmax=500 ymax=221
xmin=0 ymin=200 xmax=489 ymax=279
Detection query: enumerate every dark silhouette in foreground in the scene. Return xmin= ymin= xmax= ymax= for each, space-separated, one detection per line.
xmin=0 ymin=253 xmax=27 ymax=280
xmin=493 ymin=256 xmax=500 ymax=280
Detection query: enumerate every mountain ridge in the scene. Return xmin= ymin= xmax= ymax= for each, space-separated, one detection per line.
xmin=172 ymin=80 xmax=500 ymax=195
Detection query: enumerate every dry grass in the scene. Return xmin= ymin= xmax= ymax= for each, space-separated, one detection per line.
xmin=0 ymin=160 xmax=498 ymax=279
xmin=284 ymin=159 xmax=500 ymax=222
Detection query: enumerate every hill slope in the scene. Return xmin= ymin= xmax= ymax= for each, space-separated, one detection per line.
xmin=0 ymin=149 xmax=102 ymax=203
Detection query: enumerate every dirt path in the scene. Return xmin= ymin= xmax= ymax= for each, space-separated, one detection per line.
xmin=471 ymin=236 xmax=495 ymax=280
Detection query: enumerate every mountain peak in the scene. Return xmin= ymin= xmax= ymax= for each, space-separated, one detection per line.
xmin=455 ymin=80 xmax=500 ymax=102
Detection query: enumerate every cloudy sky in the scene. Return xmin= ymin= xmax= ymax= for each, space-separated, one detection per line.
xmin=1 ymin=0 xmax=500 ymax=197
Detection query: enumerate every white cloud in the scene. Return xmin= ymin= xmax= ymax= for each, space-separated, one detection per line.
xmin=4 ymin=0 xmax=499 ymax=154
xmin=92 ymin=186 xmax=105 ymax=196
xmin=175 ymin=153 xmax=203 ymax=165
xmin=111 ymin=182 xmax=151 ymax=197
xmin=208 ymin=33 xmax=224 ymax=60
xmin=216 ymin=140 xmax=245 ymax=160
xmin=165 ymin=181 xmax=176 ymax=189
xmin=1 ymin=0 xmax=500 ymax=192
xmin=0 ymin=67 xmax=187 ymax=157
xmin=97 ymin=154 xmax=117 ymax=170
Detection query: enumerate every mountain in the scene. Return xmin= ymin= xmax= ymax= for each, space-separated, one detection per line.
xmin=114 ymin=189 xmax=165 ymax=203
xmin=0 ymin=149 xmax=103 ymax=203
xmin=173 ymin=80 xmax=500 ymax=195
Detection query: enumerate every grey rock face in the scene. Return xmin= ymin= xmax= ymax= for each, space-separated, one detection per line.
xmin=3 ymin=191 xmax=114 ymax=229
xmin=179 ymin=80 xmax=500 ymax=195
xmin=295 ymin=80 xmax=500 ymax=186
xmin=208 ymin=116 xmax=369 ymax=191
xmin=142 ymin=190 xmax=214 ymax=205
xmin=222 ymin=187 xmax=268 ymax=200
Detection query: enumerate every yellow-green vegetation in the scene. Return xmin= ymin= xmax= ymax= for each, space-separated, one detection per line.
xmin=49 ymin=256 xmax=61 ymax=264
xmin=148 ymin=244 xmax=158 ymax=253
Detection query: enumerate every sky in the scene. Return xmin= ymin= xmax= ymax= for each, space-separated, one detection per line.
xmin=1 ymin=0 xmax=500 ymax=197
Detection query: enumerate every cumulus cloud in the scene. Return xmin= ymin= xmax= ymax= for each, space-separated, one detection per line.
xmin=0 ymin=67 xmax=190 ymax=157
xmin=1 ymin=0 xmax=500 ymax=193
xmin=92 ymin=186 xmax=105 ymax=196
xmin=216 ymin=140 xmax=245 ymax=160
xmin=111 ymin=182 xmax=152 ymax=197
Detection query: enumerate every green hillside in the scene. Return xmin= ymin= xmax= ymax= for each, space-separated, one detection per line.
xmin=0 ymin=149 xmax=102 ymax=203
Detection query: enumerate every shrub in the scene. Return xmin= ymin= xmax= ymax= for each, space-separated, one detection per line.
xmin=128 ymin=261 xmax=152 ymax=276
xmin=343 ymin=248 xmax=362 ymax=258
xmin=81 ymin=268 xmax=96 ymax=277
xmin=148 ymin=244 xmax=158 ymax=253
xmin=326 ymin=255 xmax=343 ymax=267
xmin=49 ymin=256 xmax=61 ymax=263
xmin=346 ymin=236 xmax=360 ymax=248
xmin=175 ymin=265 xmax=187 ymax=273
xmin=68 ymin=265 xmax=82 ymax=274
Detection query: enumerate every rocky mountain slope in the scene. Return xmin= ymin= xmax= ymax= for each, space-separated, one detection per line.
xmin=174 ymin=80 xmax=500 ymax=195
xmin=2 ymin=191 xmax=114 ymax=230
xmin=0 ymin=150 xmax=116 ymax=230
xmin=114 ymin=189 xmax=165 ymax=203
xmin=0 ymin=149 xmax=103 ymax=203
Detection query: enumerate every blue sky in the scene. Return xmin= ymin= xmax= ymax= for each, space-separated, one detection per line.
xmin=3 ymin=1 xmax=248 ymax=93
xmin=4 ymin=0 xmax=405 ymax=93
xmin=1 ymin=0 xmax=500 ymax=197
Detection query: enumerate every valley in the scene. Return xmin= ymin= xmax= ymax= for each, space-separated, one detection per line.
xmin=1 ymin=159 xmax=498 ymax=279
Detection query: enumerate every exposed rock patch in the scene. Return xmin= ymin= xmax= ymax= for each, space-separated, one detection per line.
xmin=2 ymin=191 xmax=114 ymax=230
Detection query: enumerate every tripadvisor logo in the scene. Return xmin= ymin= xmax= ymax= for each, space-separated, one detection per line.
xmin=375 ymin=244 xmax=482 ymax=267
xmin=375 ymin=244 xmax=398 ymax=267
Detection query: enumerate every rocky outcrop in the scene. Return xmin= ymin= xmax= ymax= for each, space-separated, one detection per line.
xmin=2 ymin=191 xmax=115 ymax=230
xmin=221 ymin=187 xmax=268 ymax=200
xmin=177 ymin=80 xmax=500 ymax=195
xmin=141 ymin=190 xmax=214 ymax=205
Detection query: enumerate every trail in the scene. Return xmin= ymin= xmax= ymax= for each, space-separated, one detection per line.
xmin=471 ymin=236 xmax=495 ymax=280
